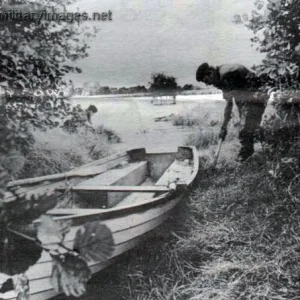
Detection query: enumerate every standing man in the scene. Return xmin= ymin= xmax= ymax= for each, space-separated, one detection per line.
xmin=196 ymin=63 xmax=269 ymax=161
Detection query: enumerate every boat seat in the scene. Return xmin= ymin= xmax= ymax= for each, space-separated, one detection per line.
xmin=74 ymin=161 xmax=148 ymax=208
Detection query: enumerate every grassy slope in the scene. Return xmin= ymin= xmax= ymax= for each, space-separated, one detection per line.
xmin=103 ymin=154 xmax=300 ymax=300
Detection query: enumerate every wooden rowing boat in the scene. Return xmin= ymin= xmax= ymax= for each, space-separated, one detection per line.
xmin=0 ymin=146 xmax=199 ymax=300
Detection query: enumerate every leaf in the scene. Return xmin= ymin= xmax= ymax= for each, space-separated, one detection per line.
xmin=51 ymin=253 xmax=91 ymax=297
xmin=0 ymin=278 xmax=14 ymax=293
xmin=13 ymin=274 xmax=30 ymax=300
xmin=0 ymin=227 xmax=42 ymax=276
xmin=37 ymin=215 xmax=65 ymax=250
xmin=254 ymin=0 xmax=264 ymax=10
xmin=73 ymin=222 xmax=114 ymax=262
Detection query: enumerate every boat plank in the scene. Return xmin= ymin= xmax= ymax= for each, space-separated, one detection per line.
xmin=113 ymin=177 xmax=156 ymax=207
xmin=26 ymin=211 xmax=173 ymax=284
xmin=75 ymin=161 xmax=147 ymax=187
xmin=4 ymin=155 xmax=129 ymax=202
xmin=68 ymin=185 xmax=169 ymax=193
xmin=35 ymin=197 xmax=179 ymax=265
xmin=73 ymin=151 xmax=128 ymax=170
xmin=74 ymin=161 xmax=148 ymax=207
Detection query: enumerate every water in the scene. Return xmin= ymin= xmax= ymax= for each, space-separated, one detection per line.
xmin=71 ymin=94 xmax=225 ymax=152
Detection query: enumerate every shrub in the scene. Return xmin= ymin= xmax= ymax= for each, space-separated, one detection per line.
xmin=17 ymin=125 xmax=121 ymax=179
xmin=171 ymin=114 xmax=199 ymax=127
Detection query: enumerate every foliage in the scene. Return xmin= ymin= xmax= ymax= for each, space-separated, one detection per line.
xmin=182 ymin=84 xmax=194 ymax=91
xmin=172 ymin=114 xmax=199 ymax=127
xmin=261 ymin=91 xmax=300 ymax=157
xmin=74 ymin=222 xmax=115 ymax=262
xmin=233 ymin=0 xmax=300 ymax=153
xmin=0 ymin=0 xmax=98 ymax=158
xmin=185 ymin=128 xmax=219 ymax=149
xmin=0 ymin=0 xmax=98 ymax=224
xmin=0 ymin=225 xmax=42 ymax=276
xmin=37 ymin=215 xmax=70 ymax=251
xmin=234 ymin=0 xmax=300 ymax=89
xmin=17 ymin=125 xmax=120 ymax=179
xmin=79 ymin=82 xmax=148 ymax=95
xmin=0 ymin=1 xmax=102 ymax=298
xmin=149 ymin=73 xmax=178 ymax=93
xmin=36 ymin=215 xmax=114 ymax=297
xmin=51 ymin=253 xmax=91 ymax=297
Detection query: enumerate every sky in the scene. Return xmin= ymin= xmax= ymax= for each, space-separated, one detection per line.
xmin=68 ymin=0 xmax=265 ymax=88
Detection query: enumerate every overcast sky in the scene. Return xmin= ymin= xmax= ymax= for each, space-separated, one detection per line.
xmin=68 ymin=0 xmax=265 ymax=87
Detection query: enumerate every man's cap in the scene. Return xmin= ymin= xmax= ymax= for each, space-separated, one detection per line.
xmin=196 ymin=63 xmax=210 ymax=81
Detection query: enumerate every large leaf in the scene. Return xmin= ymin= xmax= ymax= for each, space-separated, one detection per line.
xmin=0 ymin=226 xmax=42 ymax=276
xmin=37 ymin=215 xmax=69 ymax=250
xmin=73 ymin=222 xmax=114 ymax=262
xmin=51 ymin=253 xmax=91 ymax=297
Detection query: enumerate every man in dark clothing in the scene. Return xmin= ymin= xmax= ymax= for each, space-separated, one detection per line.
xmin=196 ymin=63 xmax=269 ymax=161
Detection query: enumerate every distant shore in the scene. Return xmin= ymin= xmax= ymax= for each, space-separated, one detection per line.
xmin=72 ymin=89 xmax=222 ymax=99
xmin=72 ymin=91 xmax=224 ymax=104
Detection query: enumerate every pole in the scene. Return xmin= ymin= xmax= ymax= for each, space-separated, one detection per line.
xmin=212 ymin=138 xmax=223 ymax=168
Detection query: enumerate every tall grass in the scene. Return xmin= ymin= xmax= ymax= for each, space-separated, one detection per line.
xmin=172 ymin=114 xmax=200 ymax=127
xmin=111 ymin=155 xmax=300 ymax=300
xmin=170 ymin=102 xmax=241 ymax=154
xmin=18 ymin=125 xmax=120 ymax=179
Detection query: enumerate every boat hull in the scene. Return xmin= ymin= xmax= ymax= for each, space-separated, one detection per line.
xmin=1 ymin=146 xmax=198 ymax=300
xmin=4 ymin=194 xmax=183 ymax=300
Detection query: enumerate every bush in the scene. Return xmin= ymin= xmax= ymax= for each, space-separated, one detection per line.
xmin=261 ymin=91 xmax=300 ymax=158
xmin=17 ymin=125 xmax=121 ymax=179
xmin=171 ymin=114 xmax=199 ymax=126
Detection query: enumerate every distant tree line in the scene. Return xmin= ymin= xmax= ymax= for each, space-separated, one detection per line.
xmin=75 ymin=73 xmax=198 ymax=96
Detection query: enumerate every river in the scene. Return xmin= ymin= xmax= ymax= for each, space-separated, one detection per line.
xmin=71 ymin=94 xmax=225 ymax=152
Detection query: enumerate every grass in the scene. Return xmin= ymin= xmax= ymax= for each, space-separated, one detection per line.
xmin=17 ymin=125 xmax=120 ymax=179
xmin=109 ymin=154 xmax=300 ymax=300
xmin=172 ymin=114 xmax=199 ymax=127
xmin=15 ymin=98 xmax=300 ymax=300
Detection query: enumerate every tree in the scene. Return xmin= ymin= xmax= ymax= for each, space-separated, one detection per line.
xmin=100 ymin=86 xmax=111 ymax=94
xmin=149 ymin=73 xmax=178 ymax=94
xmin=183 ymin=84 xmax=194 ymax=91
xmin=0 ymin=0 xmax=98 ymax=157
xmin=0 ymin=0 xmax=99 ymax=201
xmin=243 ymin=0 xmax=300 ymax=154
xmin=239 ymin=0 xmax=300 ymax=88
xmin=0 ymin=1 xmax=100 ymax=297
xmin=92 ymin=81 xmax=101 ymax=95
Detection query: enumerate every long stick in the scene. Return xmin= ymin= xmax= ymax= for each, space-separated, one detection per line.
xmin=212 ymin=96 xmax=238 ymax=168
xmin=212 ymin=138 xmax=223 ymax=168
xmin=7 ymin=151 xmax=127 ymax=188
